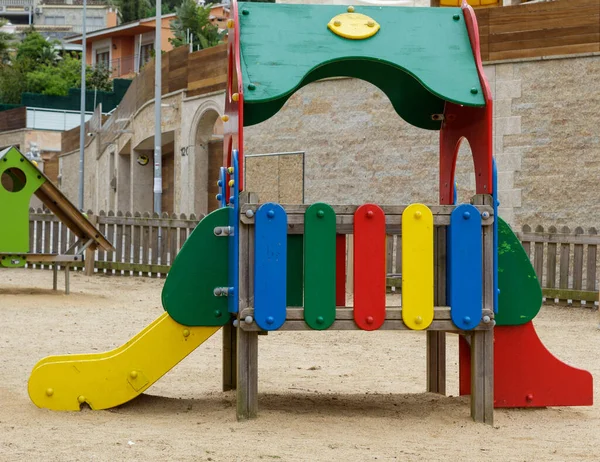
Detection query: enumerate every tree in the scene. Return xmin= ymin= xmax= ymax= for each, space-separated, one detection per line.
xmin=0 ymin=19 xmax=15 ymax=64
xmin=15 ymin=30 xmax=59 ymax=72
xmin=170 ymin=0 xmax=225 ymax=50
xmin=113 ymin=0 xmax=151 ymax=23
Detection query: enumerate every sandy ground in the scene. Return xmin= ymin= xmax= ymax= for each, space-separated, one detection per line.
xmin=0 ymin=268 xmax=599 ymax=462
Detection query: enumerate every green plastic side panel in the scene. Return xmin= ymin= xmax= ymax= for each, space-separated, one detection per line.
xmin=287 ymin=234 xmax=304 ymax=307
xmin=0 ymin=146 xmax=46 ymax=253
xmin=496 ymin=217 xmax=542 ymax=326
xmin=239 ymin=3 xmax=484 ymax=129
xmin=162 ymin=208 xmax=229 ymax=327
xmin=304 ymin=203 xmax=336 ymax=330
xmin=0 ymin=254 xmax=27 ymax=268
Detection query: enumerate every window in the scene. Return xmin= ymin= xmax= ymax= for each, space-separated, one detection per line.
xmin=86 ymin=16 xmax=104 ymax=27
xmin=140 ymin=43 xmax=154 ymax=68
xmin=45 ymin=16 xmax=66 ymax=26
xmin=96 ymin=49 xmax=110 ymax=68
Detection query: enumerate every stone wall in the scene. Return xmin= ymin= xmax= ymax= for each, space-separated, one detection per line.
xmin=245 ymin=54 xmax=600 ymax=230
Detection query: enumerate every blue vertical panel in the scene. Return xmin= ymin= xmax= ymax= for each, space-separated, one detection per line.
xmin=493 ymin=159 xmax=499 ymax=314
xmin=227 ymin=150 xmax=240 ymax=314
xmin=449 ymin=204 xmax=483 ymax=330
xmin=254 ymin=203 xmax=287 ymax=331
xmin=218 ymin=167 xmax=227 ymax=208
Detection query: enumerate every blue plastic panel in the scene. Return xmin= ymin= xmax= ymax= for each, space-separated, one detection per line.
xmin=218 ymin=167 xmax=227 ymax=208
xmin=227 ymin=150 xmax=240 ymax=314
xmin=449 ymin=204 xmax=483 ymax=330
xmin=254 ymin=203 xmax=288 ymax=331
xmin=493 ymin=159 xmax=499 ymax=314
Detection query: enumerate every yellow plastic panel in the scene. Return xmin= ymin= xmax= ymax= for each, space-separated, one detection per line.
xmin=402 ymin=204 xmax=434 ymax=330
xmin=327 ymin=13 xmax=380 ymax=40
xmin=28 ymin=313 xmax=220 ymax=411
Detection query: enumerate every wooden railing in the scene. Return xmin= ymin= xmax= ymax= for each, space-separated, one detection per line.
xmin=26 ymin=210 xmax=600 ymax=305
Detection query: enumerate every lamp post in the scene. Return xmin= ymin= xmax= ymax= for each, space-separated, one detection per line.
xmin=78 ymin=0 xmax=87 ymax=211
xmin=153 ymin=0 xmax=162 ymax=216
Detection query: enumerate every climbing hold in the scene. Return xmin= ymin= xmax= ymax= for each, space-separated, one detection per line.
xmin=415 ymin=316 xmax=423 ymax=325
xmin=267 ymin=210 xmax=275 ymax=218
xmin=78 ymin=395 xmax=86 ymax=404
xmin=244 ymin=316 xmax=253 ymax=324
xmin=245 ymin=209 xmax=254 ymax=218
xmin=317 ymin=210 xmax=325 ymax=218
xmin=228 ymin=179 xmax=235 ymax=187
xmin=183 ymin=329 xmax=190 ymax=337
xmin=46 ymin=388 xmax=54 ymax=397
xmin=471 ymin=88 xmax=479 ymax=95
xmin=414 ymin=211 xmax=422 ymax=219
xmin=463 ymin=211 xmax=471 ymax=220
xmin=266 ymin=316 xmax=274 ymax=325
xmin=221 ymin=115 xmax=230 ymax=122
xmin=232 ymin=93 xmax=240 ymax=102
xmin=366 ymin=316 xmax=374 ymax=325
xmin=316 ymin=316 xmax=324 ymax=325
xmin=130 ymin=371 xmax=138 ymax=379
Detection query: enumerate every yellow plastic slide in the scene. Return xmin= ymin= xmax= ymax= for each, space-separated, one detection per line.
xmin=28 ymin=313 xmax=220 ymax=411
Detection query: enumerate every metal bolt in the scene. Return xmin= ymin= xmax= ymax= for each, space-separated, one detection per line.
xmin=183 ymin=329 xmax=190 ymax=338
xmin=46 ymin=388 xmax=54 ymax=397
xmin=415 ymin=316 xmax=423 ymax=325
xmin=228 ymin=179 xmax=235 ymax=187
xmin=241 ymin=8 xmax=249 ymax=15
xmin=78 ymin=395 xmax=86 ymax=404
xmin=244 ymin=316 xmax=253 ymax=324
xmin=130 ymin=371 xmax=138 ymax=379
xmin=526 ymin=393 xmax=533 ymax=402
xmin=483 ymin=315 xmax=491 ymax=324
xmin=229 ymin=197 xmax=236 ymax=205
xmin=214 ymin=287 xmax=222 ymax=296
xmin=334 ymin=20 xmax=341 ymax=26
xmin=221 ymin=115 xmax=230 ymax=123
xmin=347 ymin=6 xmax=355 ymax=12
xmin=248 ymin=83 xmax=256 ymax=90
xmin=316 ymin=316 xmax=324 ymax=325
xmin=214 ymin=227 xmax=223 ymax=236
xmin=233 ymin=319 xmax=239 ymax=327
xmin=217 ymin=180 xmax=223 ymax=187
xmin=482 ymin=211 xmax=490 ymax=219
xmin=453 ymin=14 xmax=460 ymax=21
xmin=463 ymin=316 xmax=471 ymax=324
xmin=216 ymin=193 xmax=222 ymax=201
xmin=267 ymin=210 xmax=275 ymax=219
xmin=232 ymin=93 xmax=240 ymax=102
xmin=214 ymin=310 xmax=222 ymax=318
xmin=366 ymin=210 xmax=374 ymax=218
xmin=367 ymin=21 xmax=375 ymax=27
xmin=415 ymin=211 xmax=422 ymax=219
xmin=317 ymin=210 xmax=325 ymax=218
xmin=366 ymin=316 xmax=374 ymax=325
xmin=245 ymin=209 xmax=254 ymax=218
xmin=471 ymin=87 xmax=479 ymax=95
xmin=266 ymin=316 xmax=274 ymax=325
xmin=463 ymin=211 xmax=471 ymax=220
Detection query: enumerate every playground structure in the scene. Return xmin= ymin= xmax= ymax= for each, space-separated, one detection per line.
xmin=0 ymin=146 xmax=113 ymax=293
xmin=28 ymin=1 xmax=592 ymax=424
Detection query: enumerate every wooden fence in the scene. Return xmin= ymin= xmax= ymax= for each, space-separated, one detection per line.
xmin=26 ymin=211 xmax=600 ymax=305
xmin=27 ymin=209 xmax=201 ymax=277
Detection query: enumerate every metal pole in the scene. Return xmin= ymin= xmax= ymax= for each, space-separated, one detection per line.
xmin=78 ymin=0 xmax=87 ymax=211
xmin=153 ymin=0 xmax=162 ymax=215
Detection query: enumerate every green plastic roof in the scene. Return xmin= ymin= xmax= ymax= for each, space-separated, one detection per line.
xmin=238 ymin=3 xmax=485 ymax=129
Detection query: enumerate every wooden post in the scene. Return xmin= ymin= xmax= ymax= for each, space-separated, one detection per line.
xmin=470 ymin=195 xmax=494 ymax=425
xmin=64 ymin=264 xmax=71 ymax=295
xmin=52 ymin=265 xmax=58 ymax=291
xmin=236 ymin=192 xmax=258 ymax=419
xmin=428 ymin=225 xmax=446 ymax=394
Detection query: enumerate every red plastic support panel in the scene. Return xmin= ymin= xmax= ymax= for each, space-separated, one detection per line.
xmin=353 ymin=204 xmax=386 ymax=331
xmin=336 ymin=234 xmax=346 ymax=307
xmin=223 ymin=0 xmax=244 ymax=194
xmin=459 ymin=322 xmax=593 ymax=407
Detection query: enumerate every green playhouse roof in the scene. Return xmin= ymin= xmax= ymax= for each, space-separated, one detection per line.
xmin=238 ymin=3 xmax=485 ymax=129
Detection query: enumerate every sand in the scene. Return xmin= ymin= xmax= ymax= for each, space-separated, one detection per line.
xmin=0 ymin=268 xmax=599 ymax=461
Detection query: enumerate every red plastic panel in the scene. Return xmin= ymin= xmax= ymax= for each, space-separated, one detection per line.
xmin=224 ymin=0 xmax=244 ymax=193
xmin=336 ymin=234 xmax=346 ymax=307
xmin=353 ymin=204 xmax=386 ymax=331
xmin=460 ymin=323 xmax=593 ymax=407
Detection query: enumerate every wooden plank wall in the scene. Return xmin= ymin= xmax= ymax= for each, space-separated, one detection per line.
xmin=477 ymin=0 xmax=600 ymax=61
xmin=0 ymin=107 xmax=27 ymax=133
